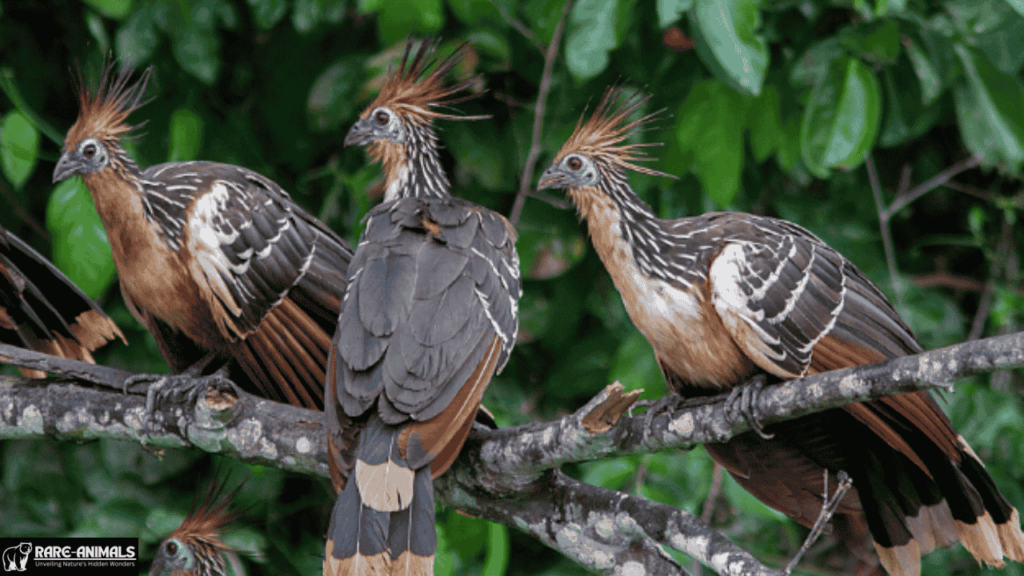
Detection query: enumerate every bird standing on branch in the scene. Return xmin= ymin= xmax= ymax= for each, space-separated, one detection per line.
xmin=537 ymin=86 xmax=1024 ymax=576
xmin=324 ymin=39 xmax=520 ymax=576
xmin=52 ymin=63 xmax=352 ymax=410
xmin=0 ymin=225 xmax=124 ymax=376
xmin=149 ymin=480 xmax=243 ymax=576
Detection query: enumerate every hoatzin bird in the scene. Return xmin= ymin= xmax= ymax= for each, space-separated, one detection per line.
xmin=149 ymin=481 xmax=242 ymax=576
xmin=52 ymin=63 xmax=352 ymax=410
xmin=324 ymin=39 xmax=521 ymax=576
xmin=0 ymin=225 xmax=124 ymax=375
xmin=537 ymin=87 xmax=1024 ymax=576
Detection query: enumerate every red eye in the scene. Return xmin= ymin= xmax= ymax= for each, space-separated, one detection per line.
xmin=375 ymin=111 xmax=389 ymax=125
xmin=83 ymin=144 xmax=97 ymax=158
xmin=165 ymin=541 xmax=177 ymax=555
xmin=567 ymin=157 xmax=582 ymax=170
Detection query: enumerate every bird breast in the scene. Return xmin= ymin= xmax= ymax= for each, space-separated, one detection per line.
xmin=578 ymin=191 xmax=754 ymax=391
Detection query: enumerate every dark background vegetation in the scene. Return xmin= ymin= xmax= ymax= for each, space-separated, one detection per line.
xmin=1 ymin=0 xmax=1023 ymax=574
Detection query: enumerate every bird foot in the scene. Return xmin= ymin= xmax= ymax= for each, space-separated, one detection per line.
xmin=638 ymin=393 xmax=686 ymax=449
xmin=724 ymin=374 xmax=774 ymax=440
xmin=121 ymin=354 xmax=230 ymax=432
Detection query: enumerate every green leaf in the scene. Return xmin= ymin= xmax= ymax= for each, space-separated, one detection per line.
xmin=0 ymin=68 xmax=64 ymax=145
xmin=952 ymin=43 xmax=1024 ymax=172
xmin=46 ymin=179 xmax=117 ymax=300
xmin=799 ymin=57 xmax=881 ymax=178
xmin=248 ymin=0 xmax=288 ymax=29
xmin=307 ymin=57 xmax=362 ymax=133
xmin=523 ymin=0 xmax=565 ymax=45
xmin=1009 ymin=0 xmax=1024 ymax=17
xmin=775 ymin=115 xmax=801 ymax=172
xmin=482 ymin=522 xmax=510 ymax=576
xmin=81 ymin=0 xmax=132 ymax=19
xmin=692 ymin=0 xmax=768 ymax=95
xmin=656 ymin=0 xmax=692 ymax=28
xmin=975 ymin=8 xmax=1024 ymax=75
xmin=467 ymin=30 xmax=512 ymax=69
xmin=172 ymin=25 xmax=219 ymax=84
xmin=901 ymin=34 xmax=942 ymax=105
xmin=168 ymin=108 xmax=203 ymax=162
xmin=675 ymin=79 xmax=750 ymax=206
xmin=115 ymin=5 xmax=159 ymax=66
xmin=515 ymin=201 xmax=588 ymax=280
xmin=566 ymin=0 xmax=619 ymax=83
xmin=85 ymin=11 xmax=110 ymax=55
xmin=0 ymin=111 xmax=39 ymax=189
xmin=292 ymin=0 xmax=322 ymax=32
xmin=838 ymin=19 xmax=899 ymax=64
xmin=748 ymin=84 xmax=782 ymax=162
xmin=789 ymin=37 xmax=844 ymax=88
xmin=878 ymin=60 xmax=942 ymax=148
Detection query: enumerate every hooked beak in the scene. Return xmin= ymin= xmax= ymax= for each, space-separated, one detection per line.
xmin=52 ymin=151 xmax=82 ymax=183
xmin=536 ymin=165 xmax=569 ymax=191
xmin=344 ymin=119 xmax=375 ymax=147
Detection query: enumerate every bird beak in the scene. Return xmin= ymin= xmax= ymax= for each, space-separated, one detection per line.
xmin=536 ymin=165 xmax=568 ymax=191
xmin=52 ymin=151 xmax=81 ymax=183
xmin=344 ymin=119 xmax=375 ymax=147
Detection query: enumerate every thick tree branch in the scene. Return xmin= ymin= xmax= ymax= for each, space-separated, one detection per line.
xmin=2 ymin=331 xmax=1022 ymax=575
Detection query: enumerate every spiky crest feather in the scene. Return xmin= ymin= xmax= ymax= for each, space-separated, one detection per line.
xmin=169 ymin=479 xmax=243 ymax=551
xmin=364 ymin=38 xmax=488 ymax=123
xmin=63 ymin=61 xmax=152 ymax=151
xmin=553 ymin=86 xmax=673 ymax=179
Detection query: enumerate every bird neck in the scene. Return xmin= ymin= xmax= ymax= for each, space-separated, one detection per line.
xmin=572 ymin=176 xmax=702 ymax=292
xmin=381 ymin=119 xmax=451 ymax=202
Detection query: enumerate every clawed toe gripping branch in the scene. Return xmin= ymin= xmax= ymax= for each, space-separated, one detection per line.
xmin=2 ymin=331 xmax=1024 ymax=575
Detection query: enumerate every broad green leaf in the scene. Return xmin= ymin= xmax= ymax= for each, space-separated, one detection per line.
xmin=523 ymin=0 xmax=565 ymax=45
xmin=656 ymin=0 xmax=692 ymax=28
xmin=172 ymin=25 xmax=219 ymax=84
xmin=838 ymin=19 xmax=899 ymax=64
xmin=307 ymin=57 xmax=362 ymax=133
xmin=722 ymin=471 xmax=790 ymax=522
xmin=467 ymin=30 xmax=512 ymax=69
xmin=748 ymin=84 xmax=782 ymax=162
xmin=800 ymin=57 xmax=881 ymax=178
xmin=0 ymin=111 xmax=38 ymax=189
xmin=248 ymin=0 xmax=288 ymax=29
xmin=878 ymin=61 xmax=941 ymax=148
xmin=566 ymin=0 xmax=619 ymax=83
xmin=358 ymin=0 xmax=381 ymax=13
xmin=482 ymin=522 xmax=510 ymax=576
xmin=1009 ymin=0 xmax=1024 ymax=17
xmin=676 ymin=79 xmax=750 ymax=206
xmin=168 ymin=108 xmax=203 ymax=162
xmin=975 ymin=8 xmax=1024 ymax=75
xmin=693 ymin=0 xmax=768 ymax=95
xmin=85 ymin=11 xmax=110 ymax=55
xmin=115 ymin=5 xmax=158 ymax=66
xmin=445 ymin=512 xmax=490 ymax=560
xmin=81 ymin=0 xmax=132 ymax=19
xmin=292 ymin=0 xmax=322 ymax=32
xmin=902 ymin=34 xmax=942 ymax=105
xmin=46 ymin=179 xmax=116 ymax=300
xmin=790 ymin=38 xmax=844 ymax=87
xmin=952 ymin=43 xmax=1024 ymax=172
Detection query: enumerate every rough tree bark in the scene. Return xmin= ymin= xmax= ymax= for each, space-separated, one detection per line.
xmin=1 ymin=332 xmax=1023 ymax=575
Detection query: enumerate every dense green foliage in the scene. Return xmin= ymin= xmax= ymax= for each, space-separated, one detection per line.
xmin=1 ymin=0 xmax=1023 ymax=574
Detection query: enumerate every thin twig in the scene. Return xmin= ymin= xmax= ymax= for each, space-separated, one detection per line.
xmin=942 ymin=180 xmax=995 ymax=202
xmin=969 ymin=279 xmax=996 ymax=341
xmin=510 ymin=0 xmax=573 ymax=226
xmin=692 ymin=462 xmax=725 ymax=575
xmin=527 ymin=189 xmax=572 ymax=209
xmin=491 ymin=1 xmax=543 ymax=53
xmin=884 ymin=156 xmax=980 ymax=219
xmin=784 ymin=471 xmax=853 ymax=574
xmin=866 ymin=156 xmax=905 ymax=309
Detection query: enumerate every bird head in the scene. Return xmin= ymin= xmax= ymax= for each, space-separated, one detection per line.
xmin=344 ymin=38 xmax=489 ymax=164
xmin=537 ymin=87 xmax=673 ymax=201
xmin=53 ymin=63 xmax=151 ymax=183
xmin=149 ymin=481 xmax=242 ymax=576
